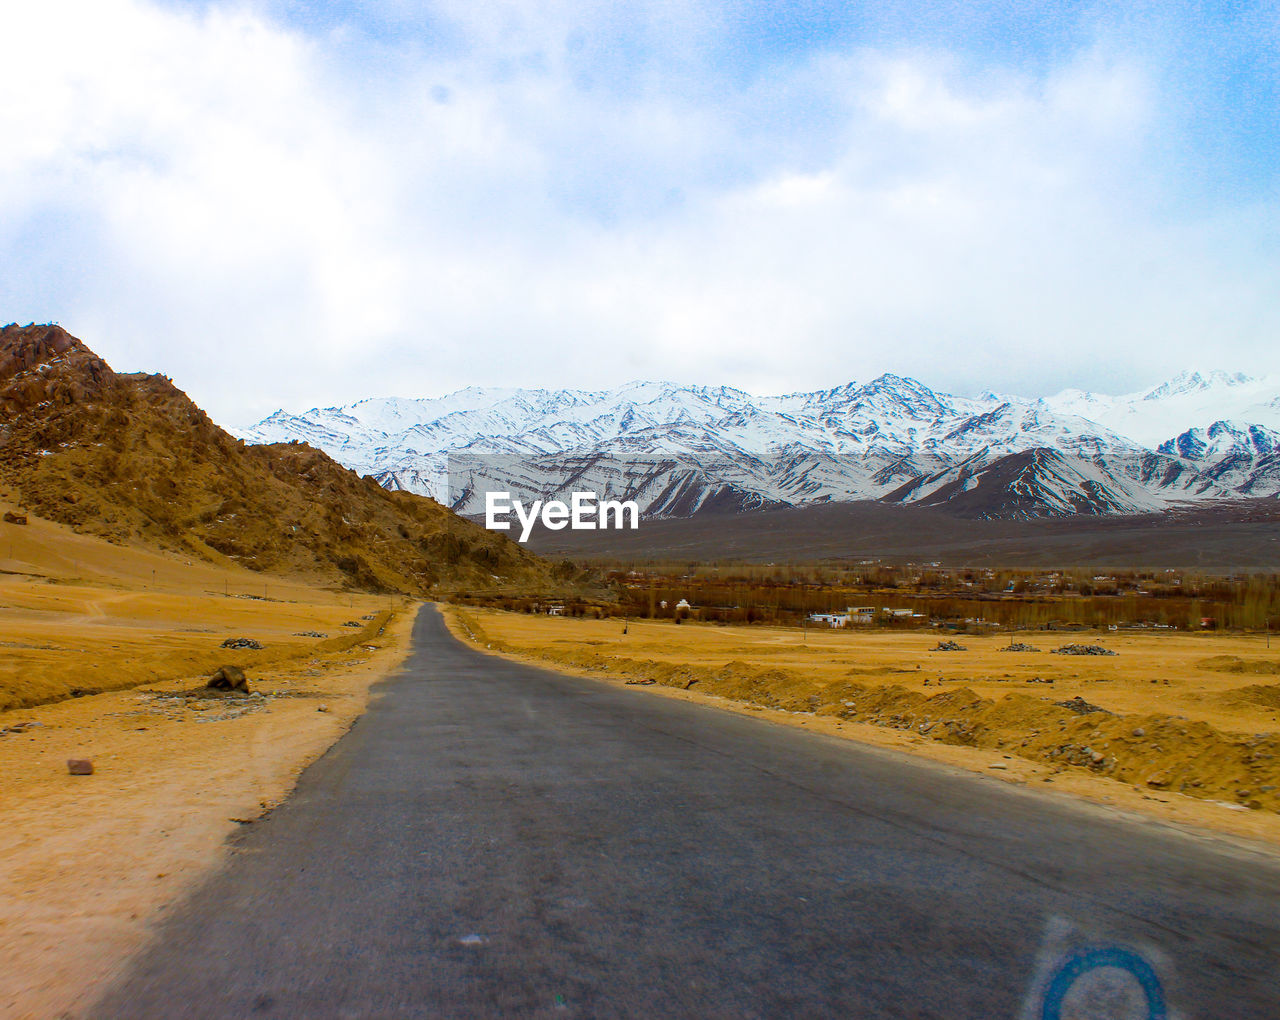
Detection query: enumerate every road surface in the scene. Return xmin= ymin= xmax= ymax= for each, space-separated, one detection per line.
xmin=94 ymin=605 xmax=1280 ymax=1018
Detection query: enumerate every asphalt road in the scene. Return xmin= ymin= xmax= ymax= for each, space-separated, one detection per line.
xmin=93 ymin=605 xmax=1280 ymax=1019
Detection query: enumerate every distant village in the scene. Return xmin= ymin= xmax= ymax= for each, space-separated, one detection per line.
xmin=456 ymin=562 xmax=1276 ymax=633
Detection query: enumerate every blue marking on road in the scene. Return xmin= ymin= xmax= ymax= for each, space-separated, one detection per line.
xmin=1041 ymin=945 xmax=1167 ymax=1020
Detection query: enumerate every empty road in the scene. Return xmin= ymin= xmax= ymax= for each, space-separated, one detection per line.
xmin=94 ymin=605 xmax=1280 ymax=1018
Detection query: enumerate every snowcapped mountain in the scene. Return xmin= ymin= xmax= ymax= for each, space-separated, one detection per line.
xmin=881 ymin=448 xmax=1170 ymax=518
xmin=1156 ymin=420 xmax=1280 ymax=495
xmin=236 ymin=372 xmax=1280 ymax=521
xmin=1038 ymin=370 xmax=1280 ymax=447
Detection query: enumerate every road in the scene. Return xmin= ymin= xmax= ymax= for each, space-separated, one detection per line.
xmin=93 ymin=605 xmax=1280 ymax=1018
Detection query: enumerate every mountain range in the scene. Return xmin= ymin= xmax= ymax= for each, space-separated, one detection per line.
xmin=237 ymin=371 xmax=1280 ymax=521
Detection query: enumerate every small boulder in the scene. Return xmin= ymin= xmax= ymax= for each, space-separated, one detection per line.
xmin=67 ymin=759 xmax=94 ymax=775
xmin=207 ymin=665 xmax=249 ymax=692
xmin=3 ymin=511 xmax=28 ymax=525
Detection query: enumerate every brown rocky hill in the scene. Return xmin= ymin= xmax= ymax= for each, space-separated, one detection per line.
xmin=0 ymin=323 xmax=561 ymax=593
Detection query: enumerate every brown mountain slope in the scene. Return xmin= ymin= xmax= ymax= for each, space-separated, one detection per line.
xmin=0 ymin=323 xmax=560 ymax=593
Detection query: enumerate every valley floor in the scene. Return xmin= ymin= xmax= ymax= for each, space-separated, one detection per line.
xmin=0 ymin=507 xmax=417 ymax=1019
xmin=449 ymin=607 xmax=1280 ymax=851
xmin=523 ymin=498 xmax=1280 ymax=570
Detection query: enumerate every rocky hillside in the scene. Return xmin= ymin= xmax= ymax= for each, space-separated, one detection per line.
xmin=0 ymin=324 xmax=561 ymax=593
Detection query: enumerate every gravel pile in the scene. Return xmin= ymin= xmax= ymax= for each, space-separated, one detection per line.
xmin=220 ymin=637 xmax=263 ymax=650
xmin=1054 ymin=695 xmax=1113 ymax=715
xmin=1000 ymin=642 xmax=1042 ymax=653
xmin=932 ymin=640 xmax=967 ymax=651
xmin=294 ymin=631 xmax=328 ymax=638
xmin=1047 ymin=742 xmax=1114 ymax=770
xmin=1050 ymin=644 xmax=1117 ymax=656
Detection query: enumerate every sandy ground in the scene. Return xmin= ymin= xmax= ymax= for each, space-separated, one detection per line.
xmin=0 ymin=505 xmax=408 ymax=712
xmin=0 ymin=509 xmax=418 ymax=1019
xmin=448 ymin=607 xmax=1280 ymax=854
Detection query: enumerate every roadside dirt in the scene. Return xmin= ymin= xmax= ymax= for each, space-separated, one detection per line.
xmin=448 ymin=607 xmax=1280 ymax=852
xmin=0 ymin=510 xmax=418 ymax=1019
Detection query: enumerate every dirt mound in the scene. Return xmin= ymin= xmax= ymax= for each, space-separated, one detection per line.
xmin=0 ymin=324 xmax=560 ymax=595
xmin=1199 ymin=655 xmax=1280 ymax=676
xmin=1217 ymin=684 xmax=1280 ymax=710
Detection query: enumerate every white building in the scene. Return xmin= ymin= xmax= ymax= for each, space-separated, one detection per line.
xmin=809 ymin=606 xmax=878 ymax=628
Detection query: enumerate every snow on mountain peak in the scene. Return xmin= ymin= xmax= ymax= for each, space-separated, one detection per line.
xmin=237 ymin=369 xmax=1280 ymax=518
xmin=1143 ymin=370 xmax=1254 ymax=400
xmin=1039 ymin=371 xmax=1279 ymax=447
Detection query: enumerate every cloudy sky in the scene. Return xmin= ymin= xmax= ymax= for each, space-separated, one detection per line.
xmin=2 ymin=0 xmax=1277 ymax=426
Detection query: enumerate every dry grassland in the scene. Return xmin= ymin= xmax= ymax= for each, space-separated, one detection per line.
xmin=452 ymin=607 xmax=1280 ymax=849
xmin=0 ymin=507 xmax=418 ymax=1019
xmin=0 ymin=503 xmax=408 ymax=711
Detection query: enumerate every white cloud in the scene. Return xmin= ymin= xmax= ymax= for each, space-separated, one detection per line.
xmin=1 ymin=0 xmax=1277 ymax=427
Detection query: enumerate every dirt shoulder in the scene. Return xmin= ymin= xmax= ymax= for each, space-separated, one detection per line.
xmin=445 ymin=606 xmax=1280 ymax=855
xmin=0 ymin=604 xmax=419 ymax=1020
